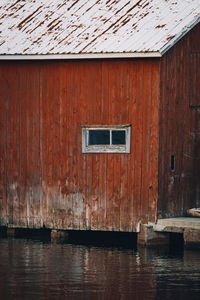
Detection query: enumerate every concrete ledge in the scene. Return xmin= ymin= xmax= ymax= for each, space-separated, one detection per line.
xmin=138 ymin=224 xmax=169 ymax=247
xmin=154 ymin=218 xmax=200 ymax=233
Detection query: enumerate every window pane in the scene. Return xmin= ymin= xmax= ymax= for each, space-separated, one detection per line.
xmin=112 ymin=130 xmax=126 ymax=145
xmin=89 ymin=130 xmax=110 ymax=145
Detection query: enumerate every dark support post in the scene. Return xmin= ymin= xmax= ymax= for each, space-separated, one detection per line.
xmin=138 ymin=224 xmax=170 ymax=247
xmin=7 ymin=228 xmax=16 ymax=237
xmin=51 ymin=230 xmax=69 ymax=243
xmin=184 ymin=228 xmax=200 ymax=250
xmin=0 ymin=226 xmax=7 ymax=237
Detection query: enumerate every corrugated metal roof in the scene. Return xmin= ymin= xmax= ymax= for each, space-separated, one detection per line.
xmin=0 ymin=0 xmax=199 ymax=57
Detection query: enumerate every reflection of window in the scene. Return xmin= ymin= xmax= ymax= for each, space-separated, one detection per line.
xmin=82 ymin=126 xmax=131 ymax=153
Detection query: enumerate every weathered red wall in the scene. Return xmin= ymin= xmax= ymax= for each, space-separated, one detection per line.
xmin=0 ymin=59 xmax=160 ymax=231
xmin=158 ymin=23 xmax=200 ymax=218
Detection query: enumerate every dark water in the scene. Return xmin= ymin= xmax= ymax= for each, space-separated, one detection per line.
xmin=0 ymin=238 xmax=200 ymax=300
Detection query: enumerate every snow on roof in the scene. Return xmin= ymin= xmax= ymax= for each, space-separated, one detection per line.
xmin=0 ymin=0 xmax=199 ymax=57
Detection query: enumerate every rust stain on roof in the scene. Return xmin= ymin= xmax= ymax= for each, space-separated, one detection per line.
xmin=166 ymin=35 xmax=176 ymax=41
xmin=0 ymin=0 xmax=199 ymax=55
xmin=17 ymin=6 xmax=43 ymax=30
xmin=155 ymin=24 xmax=166 ymax=29
xmin=67 ymin=0 xmax=80 ymax=11
xmin=8 ymin=0 xmax=22 ymax=10
xmin=48 ymin=20 xmax=62 ymax=32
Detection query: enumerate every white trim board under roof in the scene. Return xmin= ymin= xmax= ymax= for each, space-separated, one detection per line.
xmin=0 ymin=0 xmax=199 ymax=60
xmin=0 ymin=52 xmax=162 ymax=60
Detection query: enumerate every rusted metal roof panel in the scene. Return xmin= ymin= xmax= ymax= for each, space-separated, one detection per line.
xmin=0 ymin=0 xmax=199 ymax=56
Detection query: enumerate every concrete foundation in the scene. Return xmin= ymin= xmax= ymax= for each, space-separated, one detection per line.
xmin=1 ymin=218 xmax=200 ymax=250
xmin=138 ymin=224 xmax=170 ymax=247
xmin=51 ymin=230 xmax=69 ymax=243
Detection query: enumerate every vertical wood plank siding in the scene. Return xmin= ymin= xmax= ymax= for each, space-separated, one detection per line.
xmin=0 ymin=59 xmax=160 ymax=231
xmin=158 ymin=23 xmax=200 ymax=218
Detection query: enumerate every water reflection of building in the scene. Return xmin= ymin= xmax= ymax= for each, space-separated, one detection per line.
xmin=1 ymin=239 xmax=199 ymax=299
xmin=0 ymin=240 xmax=158 ymax=300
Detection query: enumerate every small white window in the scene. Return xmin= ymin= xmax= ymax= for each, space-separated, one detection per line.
xmin=82 ymin=125 xmax=131 ymax=153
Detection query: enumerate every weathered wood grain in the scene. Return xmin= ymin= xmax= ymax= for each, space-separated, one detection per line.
xmin=158 ymin=23 xmax=200 ymax=218
xmin=0 ymin=58 xmax=160 ymax=232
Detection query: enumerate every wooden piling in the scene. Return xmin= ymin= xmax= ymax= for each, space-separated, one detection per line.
xmin=51 ymin=230 xmax=69 ymax=243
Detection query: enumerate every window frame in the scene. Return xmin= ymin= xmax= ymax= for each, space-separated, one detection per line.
xmin=82 ymin=125 xmax=131 ymax=153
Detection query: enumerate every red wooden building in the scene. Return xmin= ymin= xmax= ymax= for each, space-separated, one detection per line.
xmin=0 ymin=1 xmax=199 ymax=237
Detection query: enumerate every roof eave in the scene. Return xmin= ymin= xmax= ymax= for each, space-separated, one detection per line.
xmin=160 ymin=15 xmax=200 ymax=55
xmin=0 ymin=52 xmax=162 ymax=60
